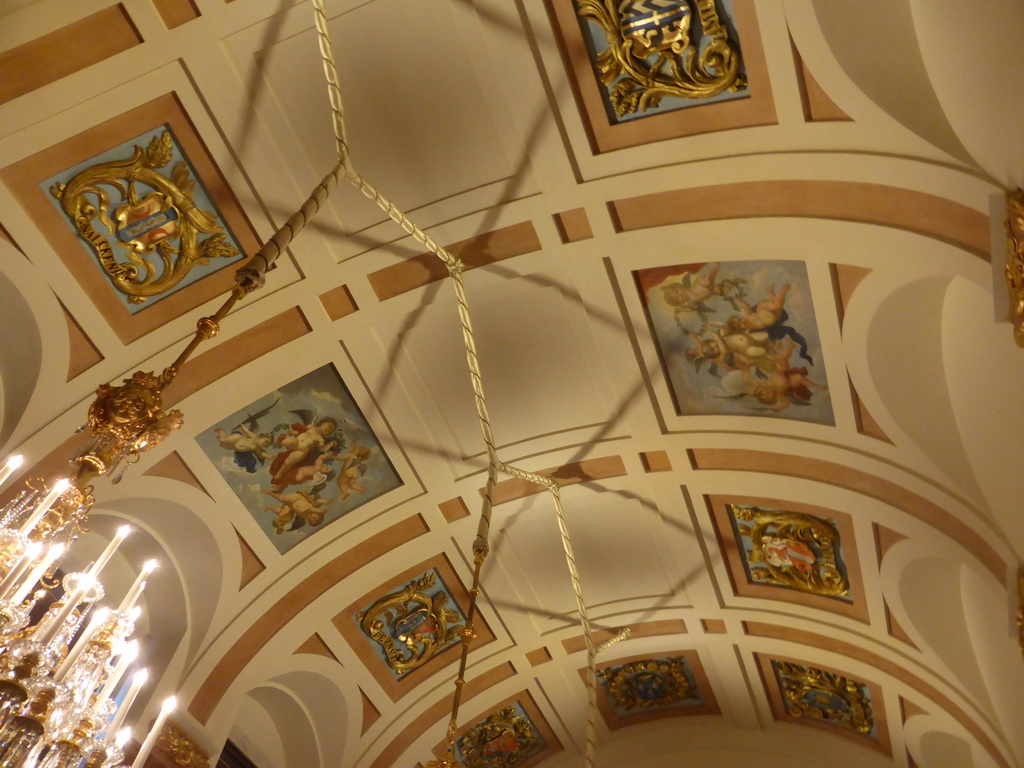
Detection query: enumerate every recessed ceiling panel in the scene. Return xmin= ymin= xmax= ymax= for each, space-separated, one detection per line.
xmin=242 ymin=0 xmax=519 ymax=236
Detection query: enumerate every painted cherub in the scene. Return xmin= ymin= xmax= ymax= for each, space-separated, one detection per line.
xmin=685 ymin=322 xmax=775 ymax=381
xmin=262 ymin=489 xmax=330 ymax=534
xmin=214 ymin=427 xmax=272 ymax=473
xmin=214 ymin=398 xmax=278 ymax=473
xmin=729 ymin=283 xmax=814 ymax=364
xmin=662 ymin=264 xmax=723 ymax=313
xmin=336 ymin=444 xmax=371 ymax=500
xmin=269 ymin=413 xmax=338 ymax=490
xmin=745 ymin=338 xmax=827 ymax=412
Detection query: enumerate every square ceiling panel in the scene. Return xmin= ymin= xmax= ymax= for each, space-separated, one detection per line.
xmin=398 ymin=275 xmax=618 ymax=462
xmin=484 ymin=490 xmax=685 ymax=631
xmin=229 ymin=0 xmax=522 ymax=238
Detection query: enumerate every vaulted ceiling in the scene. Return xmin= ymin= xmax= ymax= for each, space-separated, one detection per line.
xmin=1 ymin=1 xmax=1023 ymax=768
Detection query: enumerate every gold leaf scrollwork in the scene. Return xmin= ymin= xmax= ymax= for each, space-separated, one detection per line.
xmin=729 ymin=504 xmax=849 ymax=598
xmin=154 ymin=721 xmax=210 ymax=768
xmin=575 ymin=0 xmax=746 ymax=116
xmin=455 ymin=705 xmax=543 ymax=768
xmin=49 ymin=130 xmax=239 ymax=304
xmin=1004 ymin=190 xmax=1024 ymax=347
xmin=356 ymin=571 xmax=464 ymax=676
xmin=774 ymin=661 xmax=874 ymax=736
xmin=597 ymin=657 xmax=695 ymax=711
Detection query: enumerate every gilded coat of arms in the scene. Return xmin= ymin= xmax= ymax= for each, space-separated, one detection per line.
xmin=49 ymin=130 xmax=240 ymax=304
xmin=773 ymin=661 xmax=875 ymax=736
xmin=455 ymin=703 xmax=546 ymax=768
xmin=729 ymin=504 xmax=850 ymax=599
xmin=356 ymin=570 xmax=464 ymax=677
xmin=575 ymin=0 xmax=746 ymax=116
xmin=597 ymin=656 xmax=699 ymax=715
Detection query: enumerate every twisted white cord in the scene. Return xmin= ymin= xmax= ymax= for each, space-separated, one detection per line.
xmin=302 ymin=3 xmax=610 ymax=766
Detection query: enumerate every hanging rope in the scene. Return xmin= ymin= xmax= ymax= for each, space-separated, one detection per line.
xmin=231 ymin=2 xmax=624 ymax=766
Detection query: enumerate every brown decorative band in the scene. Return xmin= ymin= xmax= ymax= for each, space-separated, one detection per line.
xmin=188 ymin=514 xmax=429 ymax=724
xmin=0 ymin=5 xmax=142 ymax=105
xmin=745 ymin=621 xmax=1010 ymax=768
xmin=609 ymin=181 xmax=989 ymax=260
xmin=689 ymin=448 xmax=1006 ymax=580
xmin=367 ymin=221 xmax=541 ymax=301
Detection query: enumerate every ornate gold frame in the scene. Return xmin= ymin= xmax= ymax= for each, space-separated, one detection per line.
xmin=50 ymin=131 xmax=239 ymax=304
xmin=773 ymin=661 xmax=874 ymax=736
xmin=597 ymin=657 xmax=696 ymax=711
xmin=356 ymin=570 xmax=465 ymax=677
xmin=728 ymin=504 xmax=849 ymax=598
xmin=574 ymin=0 xmax=746 ymax=116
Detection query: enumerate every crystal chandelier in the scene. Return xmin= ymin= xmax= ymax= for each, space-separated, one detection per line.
xmin=0 ymin=455 xmax=175 ymax=768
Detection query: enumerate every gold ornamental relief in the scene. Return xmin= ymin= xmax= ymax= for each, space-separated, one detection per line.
xmin=154 ymin=721 xmax=210 ymax=768
xmin=1004 ymin=189 xmax=1024 ymax=347
xmin=575 ymin=0 xmax=746 ymax=116
xmin=729 ymin=505 xmax=849 ymax=598
xmin=356 ymin=571 xmax=465 ymax=676
xmin=50 ymin=131 xmax=240 ymax=304
xmin=774 ymin=661 xmax=874 ymax=736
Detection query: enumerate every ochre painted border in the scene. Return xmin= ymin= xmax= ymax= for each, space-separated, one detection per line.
xmin=690 ymin=448 xmax=1006 ymax=580
xmin=547 ymin=0 xmax=776 ymax=153
xmin=747 ymin=624 xmax=1007 ymax=768
xmin=587 ymin=649 xmax=720 ymax=729
xmin=188 ymin=514 xmax=430 ymax=724
xmin=609 ymin=180 xmax=990 ymax=260
xmin=333 ymin=553 xmax=495 ymax=702
xmin=431 ymin=691 xmax=563 ymax=768
xmin=706 ymin=494 xmax=869 ymax=623
xmin=1 ymin=93 xmax=261 ymax=344
xmin=756 ymin=652 xmax=891 ymax=755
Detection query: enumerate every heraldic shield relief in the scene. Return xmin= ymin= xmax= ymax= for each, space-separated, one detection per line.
xmin=727 ymin=504 xmax=851 ymax=601
xmin=47 ymin=126 xmax=244 ymax=309
xmin=574 ymin=0 xmax=747 ymax=120
xmin=597 ymin=656 xmax=703 ymax=717
xmin=455 ymin=702 xmax=548 ymax=768
xmin=772 ymin=661 xmax=877 ymax=738
xmin=355 ymin=568 xmax=467 ymax=679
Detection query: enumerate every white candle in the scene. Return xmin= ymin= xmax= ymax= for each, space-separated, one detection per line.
xmin=18 ymin=479 xmax=70 ymax=535
xmin=105 ymin=667 xmax=147 ymax=739
xmin=54 ymin=608 xmax=110 ymax=681
xmin=87 ymin=527 xmax=131 ymax=580
xmin=129 ymin=695 xmax=176 ymax=768
xmin=10 ymin=543 xmax=65 ymax=604
xmin=97 ymin=641 xmax=139 ymax=705
xmin=117 ymin=560 xmax=157 ymax=614
xmin=115 ymin=728 xmax=131 ymax=749
xmin=0 ymin=542 xmax=42 ymax=597
xmin=0 ymin=455 xmax=23 ymax=488
xmin=38 ymin=573 xmax=96 ymax=645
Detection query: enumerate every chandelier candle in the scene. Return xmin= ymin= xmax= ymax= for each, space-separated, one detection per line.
xmin=116 ymin=561 xmax=155 ymax=614
xmin=86 ymin=527 xmax=130 ymax=580
xmin=16 ymin=480 xmax=69 ymax=536
xmin=37 ymin=573 xmax=96 ymax=645
xmin=104 ymin=667 xmax=146 ymax=740
xmin=9 ymin=544 xmax=63 ymax=605
xmin=0 ymin=458 xmax=22 ymax=489
xmin=0 ymin=543 xmax=41 ymax=598
xmin=98 ymin=645 xmax=140 ymax=714
xmin=129 ymin=696 xmax=175 ymax=768
xmin=52 ymin=608 xmax=110 ymax=681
